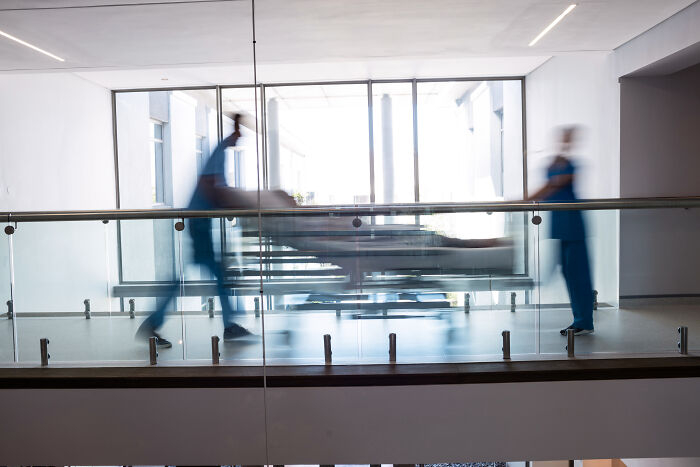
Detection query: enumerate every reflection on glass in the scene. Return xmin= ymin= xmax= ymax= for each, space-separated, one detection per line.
xmin=265 ymin=84 xmax=370 ymax=205
xmin=372 ymin=82 xmax=415 ymax=204
xmin=417 ymin=80 xmax=523 ymax=203
xmin=221 ymin=87 xmax=262 ymax=191
xmin=115 ymin=89 xmax=219 ymax=210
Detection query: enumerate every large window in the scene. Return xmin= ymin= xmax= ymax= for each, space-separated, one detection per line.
xmin=372 ymin=82 xmax=415 ymax=204
xmin=115 ymin=79 xmax=523 ymax=209
xmin=264 ymin=84 xmax=371 ymax=205
xmin=113 ymin=78 xmax=525 ymax=285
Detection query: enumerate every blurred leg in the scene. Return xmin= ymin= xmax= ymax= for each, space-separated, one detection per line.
xmin=563 ymin=241 xmax=594 ymax=330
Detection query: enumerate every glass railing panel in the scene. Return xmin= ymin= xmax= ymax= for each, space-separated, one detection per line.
xmin=256 ymin=211 xmax=361 ymax=365
xmin=10 ymin=220 xmax=123 ymax=363
xmin=182 ymin=215 xmax=263 ymax=364
xmin=536 ymin=207 xmax=614 ymax=356
xmin=251 ymin=206 xmax=539 ymax=364
xmin=617 ymin=207 xmax=700 ymax=354
xmin=534 ymin=206 xmax=697 ymax=357
xmin=105 ymin=218 xmax=185 ymax=362
xmin=0 ymin=223 xmax=15 ymax=363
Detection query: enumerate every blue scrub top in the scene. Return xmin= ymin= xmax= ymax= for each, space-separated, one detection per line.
xmin=188 ymin=140 xmax=227 ymax=210
xmin=544 ymin=158 xmax=585 ymax=241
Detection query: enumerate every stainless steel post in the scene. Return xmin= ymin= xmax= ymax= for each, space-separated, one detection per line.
xmin=593 ymin=290 xmax=598 ymax=310
xmin=511 ymin=292 xmax=516 ymax=312
xmin=464 ymin=293 xmax=470 ymax=313
xmin=389 ymin=333 xmax=397 ymax=363
xmin=208 ymin=297 xmax=215 ymax=318
xmin=6 ymin=299 xmax=12 ymax=320
xmin=128 ymin=298 xmax=135 ymax=319
xmin=83 ymin=299 xmax=91 ymax=319
xmin=254 ymin=297 xmax=260 ymax=318
xmin=149 ymin=336 xmax=158 ymax=365
xmin=211 ymin=335 xmax=220 ymax=364
xmin=567 ymin=329 xmax=575 ymax=357
xmin=502 ymin=330 xmax=511 ymax=360
xmin=40 ymin=338 xmax=49 ymax=366
xmin=323 ymin=334 xmax=332 ymax=365
xmin=678 ymin=326 xmax=688 ymax=355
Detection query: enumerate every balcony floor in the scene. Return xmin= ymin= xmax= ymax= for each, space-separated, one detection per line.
xmin=2 ymin=300 xmax=699 ymax=365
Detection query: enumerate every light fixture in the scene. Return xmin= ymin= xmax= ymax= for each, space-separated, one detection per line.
xmin=528 ymin=4 xmax=577 ymax=47
xmin=0 ymin=28 xmax=65 ymax=61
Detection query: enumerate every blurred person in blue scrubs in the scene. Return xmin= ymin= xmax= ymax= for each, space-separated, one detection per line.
xmin=136 ymin=114 xmax=252 ymax=347
xmin=528 ymin=126 xmax=594 ymax=336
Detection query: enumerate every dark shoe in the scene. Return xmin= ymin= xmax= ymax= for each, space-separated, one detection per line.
xmin=136 ymin=323 xmax=173 ymax=348
xmin=560 ymin=325 xmax=575 ymax=336
xmin=224 ymin=324 xmax=253 ymax=341
xmin=560 ymin=325 xmax=594 ymax=336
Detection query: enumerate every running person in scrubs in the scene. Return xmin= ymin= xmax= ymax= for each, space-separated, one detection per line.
xmin=137 ymin=114 xmax=252 ymax=347
xmin=528 ymin=126 xmax=594 ymax=336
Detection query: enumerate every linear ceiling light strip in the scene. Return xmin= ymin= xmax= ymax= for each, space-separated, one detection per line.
xmin=529 ymin=4 xmax=577 ymax=47
xmin=0 ymin=28 xmax=65 ymax=61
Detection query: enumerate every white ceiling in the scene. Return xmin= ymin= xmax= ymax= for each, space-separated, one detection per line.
xmin=0 ymin=0 xmax=695 ymax=87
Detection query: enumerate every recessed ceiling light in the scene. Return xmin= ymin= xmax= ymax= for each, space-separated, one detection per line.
xmin=161 ymin=77 xmax=169 ymax=81
xmin=0 ymin=28 xmax=65 ymax=62
xmin=529 ymin=4 xmax=577 ymax=47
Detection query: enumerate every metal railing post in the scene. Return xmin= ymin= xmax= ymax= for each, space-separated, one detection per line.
xmin=464 ymin=292 xmax=470 ymax=313
xmin=678 ymin=326 xmax=688 ymax=355
xmin=149 ymin=336 xmax=158 ymax=365
xmin=593 ymin=290 xmax=598 ymax=310
xmin=389 ymin=333 xmax=396 ymax=363
xmin=323 ymin=334 xmax=332 ymax=365
xmin=502 ymin=330 xmax=511 ymax=360
xmin=511 ymin=292 xmax=516 ymax=312
xmin=254 ymin=297 xmax=260 ymax=318
xmin=567 ymin=329 xmax=575 ymax=357
xmin=6 ymin=299 xmax=12 ymax=320
xmin=208 ymin=297 xmax=215 ymax=318
xmin=40 ymin=338 xmax=49 ymax=366
xmin=83 ymin=299 xmax=91 ymax=319
xmin=211 ymin=335 xmax=220 ymax=364
xmin=128 ymin=298 xmax=135 ymax=319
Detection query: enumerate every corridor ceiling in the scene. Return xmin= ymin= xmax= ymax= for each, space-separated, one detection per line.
xmin=0 ymin=0 xmax=695 ymax=86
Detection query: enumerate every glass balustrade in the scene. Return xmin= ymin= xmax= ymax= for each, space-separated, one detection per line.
xmin=1 ymin=199 xmax=698 ymax=366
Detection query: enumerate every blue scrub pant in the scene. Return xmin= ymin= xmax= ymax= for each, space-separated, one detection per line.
xmin=560 ymin=240 xmax=594 ymax=330
xmin=143 ymin=218 xmax=237 ymax=330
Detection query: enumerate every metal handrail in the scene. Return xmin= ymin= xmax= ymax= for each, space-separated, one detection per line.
xmin=1 ymin=196 xmax=699 ymax=222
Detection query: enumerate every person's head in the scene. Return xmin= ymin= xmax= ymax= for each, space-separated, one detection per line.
xmin=558 ymin=125 xmax=579 ymax=154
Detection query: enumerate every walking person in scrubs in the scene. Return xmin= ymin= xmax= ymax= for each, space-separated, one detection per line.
xmin=528 ymin=126 xmax=594 ymax=336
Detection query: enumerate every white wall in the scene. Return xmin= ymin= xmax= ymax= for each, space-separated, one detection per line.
xmin=3 ymin=377 xmax=700 ymax=464
xmin=525 ymin=52 xmax=620 ymax=307
xmin=619 ymin=64 xmax=700 ymax=296
xmin=615 ymin=1 xmax=700 ymax=78
xmin=0 ymin=73 xmax=117 ymax=313
xmin=0 ymin=73 xmax=115 ymax=211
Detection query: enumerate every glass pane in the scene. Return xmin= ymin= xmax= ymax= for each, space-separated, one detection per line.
xmin=417 ymin=80 xmax=524 ymax=203
xmin=10 ymin=220 xmax=180 ymax=363
xmin=183 ymin=215 xmax=263 ymax=363
xmin=0 ymin=226 xmax=14 ymax=363
xmin=372 ymin=82 xmax=415 ymax=204
xmin=264 ymin=84 xmax=370 ymax=205
xmin=220 ymin=87 xmax=263 ymax=191
xmin=253 ymin=207 xmax=538 ymax=364
xmin=537 ymin=207 xmax=623 ymax=356
xmin=115 ymin=89 xmax=218 ymax=209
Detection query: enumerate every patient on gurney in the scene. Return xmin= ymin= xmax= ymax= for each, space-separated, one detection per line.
xmin=218 ymin=188 xmax=513 ymax=275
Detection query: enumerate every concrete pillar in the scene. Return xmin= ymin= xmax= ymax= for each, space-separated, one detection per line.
xmin=381 ymin=93 xmax=395 ymax=204
xmin=267 ymin=97 xmax=281 ymax=190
